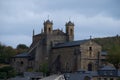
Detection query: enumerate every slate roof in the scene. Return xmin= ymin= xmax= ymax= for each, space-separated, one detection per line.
xmin=64 ymin=66 xmax=120 ymax=80
xmin=64 ymin=72 xmax=93 ymax=80
xmin=101 ymin=51 xmax=107 ymax=56
xmin=53 ymin=40 xmax=89 ymax=48
xmin=14 ymin=52 xmax=30 ymax=58
xmin=100 ymin=66 xmax=116 ymax=70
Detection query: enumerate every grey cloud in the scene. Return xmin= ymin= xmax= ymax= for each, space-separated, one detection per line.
xmin=44 ymin=0 xmax=120 ymax=19
xmin=0 ymin=0 xmax=120 ymax=47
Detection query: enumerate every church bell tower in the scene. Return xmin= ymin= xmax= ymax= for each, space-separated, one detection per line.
xmin=43 ymin=19 xmax=53 ymax=34
xmin=65 ymin=21 xmax=74 ymax=41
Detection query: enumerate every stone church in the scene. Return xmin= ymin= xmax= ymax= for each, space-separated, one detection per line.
xmin=11 ymin=19 xmax=106 ymax=73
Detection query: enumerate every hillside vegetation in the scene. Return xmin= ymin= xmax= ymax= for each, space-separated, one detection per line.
xmin=0 ymin=43 xmax=29 ymax=64
xmin=93 ymin=35 xmax=120 ymax=69
xmin=93 ymin=35 xmax=120 ymax=51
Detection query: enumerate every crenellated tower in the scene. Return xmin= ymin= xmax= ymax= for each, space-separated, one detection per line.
xmin=65 ymin=21 xmax=74 ymax=41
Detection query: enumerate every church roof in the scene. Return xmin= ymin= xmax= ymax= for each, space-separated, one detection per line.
xmin=14 ymin=52 xmax=30 ymax=58
xmin=53 ymin=40 xmax=89 ymax=48
xmin=53 ymin=29 xmax=65 ymax=35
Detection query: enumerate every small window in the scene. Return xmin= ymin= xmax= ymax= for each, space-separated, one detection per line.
xmin=89 ymin=47 xmax=92 ymax=51
xmin=20 ymin=61 xmax=23 ymax=66
xmin=70 ymin=29 xmax=73 ymax=35
xmin=49 ymin=27 xmax=51 ymax=33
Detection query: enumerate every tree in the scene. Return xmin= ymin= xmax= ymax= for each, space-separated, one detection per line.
xmin=94 ymin=36 xmax=120 ymax=69
xmin=16 ymin=44 xmax=29 ymax=49
xmin=107 ymin=45 xmax=120 ymax=69
xmin=16 ymin=44 xmax=29 ymax=54
xmin=0 ymin=66 xmax=16 ymax=79
xmin=39 ymin=62 xmax=49 ymax=76
xmin=0 ymin=44 xmax=16 ymax=63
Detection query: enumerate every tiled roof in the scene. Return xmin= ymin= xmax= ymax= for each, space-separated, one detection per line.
xmin=53 ymin=40 xmax=89 ymax=48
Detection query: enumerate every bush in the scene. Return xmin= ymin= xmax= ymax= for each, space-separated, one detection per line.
xmin=0 ymin=66 xmax=17 ymax=79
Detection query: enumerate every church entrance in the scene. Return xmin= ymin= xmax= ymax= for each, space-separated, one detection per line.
xmin=88 ymin=63 xmax=93 ymax=71
xmin=55 ymin=55 xmax=61 ymax=72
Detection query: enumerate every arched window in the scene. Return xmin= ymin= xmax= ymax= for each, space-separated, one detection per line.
xmin=55 ymin=55 xmax=61 ymax=72
xmin=48 ymin=27 xmax=51 ymax=33
xmin=89 ymin=47 xmax=92 ymax=51
xmin=89 ymin=47 xmax=92 ymax=57
xmin=88 ymin=63 xmax=93 ymax=71
xmin=20 ymin=61 xmax=24 ymax=66
xmin=70 ymin=29 xmax=73 ymax=35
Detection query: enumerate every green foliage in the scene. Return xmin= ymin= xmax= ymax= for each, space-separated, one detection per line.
xmin=94 ymin=35 xmax=120 ymax=69
xmin=16 ymin=44 xmax=29 ymax=54
xmin=16 ymin=44 xmax=29 ymax=50
xmin=39 ymin=62 xmax=49 ymax=76
xmin=94 ymin=36 xmax=120 ymax=50
xmin=107 ymin=44 xmax=120 ymax=69
xmin=0 ymin=66 xmax=17 ymax=79
xmin=0 ymin=44 xmax=16 ymax=63
xmin=0 ymin=43 xmax=29 ymax=64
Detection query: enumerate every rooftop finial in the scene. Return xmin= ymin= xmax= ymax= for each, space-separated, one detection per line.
xmin=47 ymin=15 xmax=49 ymax=20
xmin=41 ymin=28 xmax=43 ymax=33
xmin=33 ymin=29 xmax=35 ymax=36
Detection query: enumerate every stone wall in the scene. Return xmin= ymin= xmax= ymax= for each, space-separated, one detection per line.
xmin=50 ymin=46 xmax=79 ymax=72
xmin=12 ymin=57 xmax=28 ymax=73
xmin=80 ymin=40 xmax=102 ymax=71
xmin=50 ymin=40 xmax=102 ymax=73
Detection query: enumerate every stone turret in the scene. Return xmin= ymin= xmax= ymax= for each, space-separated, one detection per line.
xmin=44 ymin=20 xmax=53 ymax=34
xmin=65 ymin=21 xmax=74 ymax=41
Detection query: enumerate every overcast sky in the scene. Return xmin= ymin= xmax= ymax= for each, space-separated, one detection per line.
xmin=0 ymin=0 xmax=120 ymax=48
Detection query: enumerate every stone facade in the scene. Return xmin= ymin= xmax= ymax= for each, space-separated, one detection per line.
xmin=12 ymin=19 xmax=106 ymax=73
xmin=50 ymin=40 xmax=102 ymax=73
xmin=12 ymin=57 xmax=28 ymax=73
